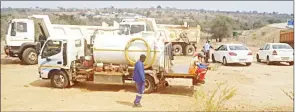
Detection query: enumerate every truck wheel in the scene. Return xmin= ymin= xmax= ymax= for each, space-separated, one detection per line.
xmin=185 ymin=45 xmax=195 ymax=56
xmin=144 ymin=75 xmax=155 ymax=94
xmin=22 ymin=48 xmax=38 ymax=65
xmin=173 ymin=44 xmax=182 ymax=56
xmin=51 ymin=71 xmax=70 ymax=88
xmin=18 ymin=55 xmax=23 ymax=61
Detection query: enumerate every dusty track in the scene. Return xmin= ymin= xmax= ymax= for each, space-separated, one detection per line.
xmin=1 ymin=55 xmax=293 ymax=111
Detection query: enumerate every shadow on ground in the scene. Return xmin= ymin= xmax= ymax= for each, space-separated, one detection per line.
xmin=1 ymin=58 xmax=24 ymax=65
xmin=116 ymin=101 xmax=134 ymax=107
xmin=255 ymin=61 xmax=291 ymax=66
xmin=29 ymin=80 xmax=195 ymax=96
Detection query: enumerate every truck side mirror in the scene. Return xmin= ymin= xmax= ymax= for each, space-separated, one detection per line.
xmin=46 ymin=57 xmax=51 ymax=61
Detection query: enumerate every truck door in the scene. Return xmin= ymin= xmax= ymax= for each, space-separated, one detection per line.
xmin=164 ymin=43 xmax=173 ymax=73
xmin=9 ymin=20 xmax=34 ymax=46
xmin=38 ymin=40 xmax=64 ymax=71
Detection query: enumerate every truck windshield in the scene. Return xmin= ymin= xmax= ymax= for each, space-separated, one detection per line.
xmin=41 ymin=40 xmax=62 ymax=58
xmin=130 ymin=25 xmax=145 ymax=34
xmin=119 ymin=24 xmax=130 ymax=35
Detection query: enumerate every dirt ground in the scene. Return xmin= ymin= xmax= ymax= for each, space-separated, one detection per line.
xmin=1 ymin=53 xmax=293 ymax=111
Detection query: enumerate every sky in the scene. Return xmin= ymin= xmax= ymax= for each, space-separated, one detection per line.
xmin=1 ymin=1 xmax=294 ymax=14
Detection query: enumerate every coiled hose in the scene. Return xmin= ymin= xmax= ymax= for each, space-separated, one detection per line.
xmin=124 ymin=37 xmax=157 ymax=69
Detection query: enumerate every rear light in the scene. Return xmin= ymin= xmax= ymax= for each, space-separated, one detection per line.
xmin=272 ymin=50 xmax=277 ymax=55
xmin=248 ymin=52 xmax=253 ymax=55
xmin=229 ymin=52 xmax=237 ymax=56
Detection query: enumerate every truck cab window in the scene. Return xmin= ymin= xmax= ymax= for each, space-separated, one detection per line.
xmin=41 ymin=40 xmax=62 ymax=58
xmin=130 ymin=25 xmax=145 ymax=34
xmin=75 ymin=39 xmax=81 ymax=47
xmin=16 ymin=22 xmax=27 ymax=32
xmin=119 ymin=24 xmax=130 ymax=35
xmin=11 ymin=22 xmax=16 ymax=36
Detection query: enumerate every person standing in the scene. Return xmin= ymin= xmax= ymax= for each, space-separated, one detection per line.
xmin=203 ymin=40 xmax=213 ymax=63
xmin=133 ymin=54 xmax=146 ymax=107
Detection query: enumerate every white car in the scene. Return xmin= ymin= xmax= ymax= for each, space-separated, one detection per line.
xmin=256 ymin=43 xmax=294 ymax=65
xmin=212 ymin=44 xmax=253 ymax=66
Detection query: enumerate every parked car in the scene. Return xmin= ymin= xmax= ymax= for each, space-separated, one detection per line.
xmin=256 ymin=43 xmax=294 ymax=65
xmin=212 ymin=44 xmax=253 ymax=66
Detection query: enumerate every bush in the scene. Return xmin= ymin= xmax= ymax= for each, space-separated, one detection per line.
xmin=194 ymin=81 xmax=237 ymax=111
xmin=210 ymin=15 xmax=234 ymax=42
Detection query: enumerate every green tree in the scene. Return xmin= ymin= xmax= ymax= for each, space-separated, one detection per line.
xmin=146 ymin=11 xmax=151 ymax=17
xmin=210 ymin=15 xmax=234 ymax=42
xmin=157 ymin=5 xmax=162 ymax=9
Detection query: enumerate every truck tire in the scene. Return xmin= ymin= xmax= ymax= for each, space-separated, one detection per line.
xmin=144 ymin=75 xmax=155 ymax=94
xmin=18 ymin=55 xmax=23 ymax=61
xmin=173 ymin=44 xmax=182 ymax=56
xmin=50 ymin=71 xmax=70 ymax=88
xmin=22 ymin=48 xmax=38 ymax=65
xmin=185 ymin=45 xmax=195 ymax=56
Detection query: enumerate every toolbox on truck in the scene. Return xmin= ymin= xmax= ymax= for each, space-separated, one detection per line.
xmin=93 ymin=72 xmax=124 ymax=85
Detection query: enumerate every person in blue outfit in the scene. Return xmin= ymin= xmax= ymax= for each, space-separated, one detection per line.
xmin=133 ymin=54 xmax=146 ymax=107
xmin=203 ymin=40 xmax=214 ymax=63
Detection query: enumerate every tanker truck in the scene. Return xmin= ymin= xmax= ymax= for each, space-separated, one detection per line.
xmin=4 ymin=15 xmax=117 ymax=65
xmin=37 ymin=30 xmax=205 ymax=93
xmin=118 ymin=18 xmax=201 ymax=56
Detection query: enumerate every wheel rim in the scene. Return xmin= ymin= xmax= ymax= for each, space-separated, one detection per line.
xmin=28 ymin=52 xmax=37 ymax=61
xmin=175 ymin=48 xmax=179 ymax=53
xmin=53 ymin=74 xmax=65 ymax=87
xmin=145 ymin=79 xmax=150 ymax=91
xmin=188 ymin=48 xmax=193 ymax=53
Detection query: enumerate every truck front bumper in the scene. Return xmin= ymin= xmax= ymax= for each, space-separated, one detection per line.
xmin=4 ymin=46 xmax=20 ymax=57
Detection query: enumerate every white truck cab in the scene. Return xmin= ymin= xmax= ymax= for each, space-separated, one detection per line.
xmin=4 ymin=16 xmax=51 ymax=65
xmin=38 ymin=36 xmax=85 ymax=80
xmin=4 ymin=15 xmax=117 ymax=65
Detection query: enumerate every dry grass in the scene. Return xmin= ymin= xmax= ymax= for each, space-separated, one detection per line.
xmin=281 ymin=89 xmax=294 ymax=100
xmin=194 ymin=81 xmax=237 ymax=111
